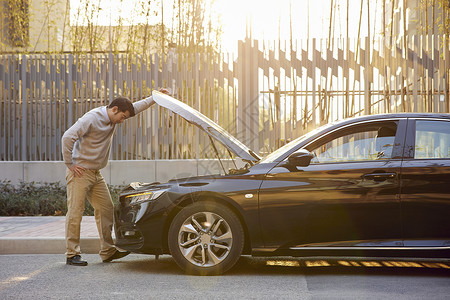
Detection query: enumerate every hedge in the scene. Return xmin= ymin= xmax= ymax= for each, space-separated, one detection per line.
xmin=0 ymin=180 xmax=123 ymax=216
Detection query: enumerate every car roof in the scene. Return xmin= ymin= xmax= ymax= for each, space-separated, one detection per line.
xmin=307 ymin=112 xmax=450 ymax=146
xmin=330 ymin=113 xmax=450 ymax=127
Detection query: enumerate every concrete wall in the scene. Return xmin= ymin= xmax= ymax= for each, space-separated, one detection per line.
xmin=0 ymin=160 xmax=240 ymax=186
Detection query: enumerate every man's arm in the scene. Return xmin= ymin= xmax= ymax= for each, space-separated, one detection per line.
xmin=133 ymin=88 xmax=170 ymax=115
xmin=132 ymin=95 xmax=155 ymax=115
xmin=61 ymin=116 xmax=91 ymax=176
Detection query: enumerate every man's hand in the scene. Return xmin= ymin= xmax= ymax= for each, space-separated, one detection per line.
xmin=69 ymin=164 xmax=86 ymax=177
xmin=159 ymin=88 xmax=171 ymax=95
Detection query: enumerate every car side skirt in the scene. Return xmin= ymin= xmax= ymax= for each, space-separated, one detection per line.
xmin=251 ymin=246 xmax=450 ymax=258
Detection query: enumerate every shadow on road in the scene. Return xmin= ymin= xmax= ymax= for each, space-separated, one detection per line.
xmin=117 ymin=255 xmax=450 ymax=277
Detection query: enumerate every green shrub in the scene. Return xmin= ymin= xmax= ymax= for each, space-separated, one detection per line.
xmin=0 ymin=180 xmax=123 ymax=216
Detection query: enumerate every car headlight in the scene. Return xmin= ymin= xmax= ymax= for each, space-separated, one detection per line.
xmin=125 ymin=190 xmax=167 ymax=206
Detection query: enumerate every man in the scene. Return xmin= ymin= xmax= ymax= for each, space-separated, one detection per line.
xmin=62 ymin=90 xmax=167 ymax=266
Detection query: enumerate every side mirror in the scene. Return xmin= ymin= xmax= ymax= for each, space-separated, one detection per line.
xmin=288 ymin=149 xmax=313 ymax=167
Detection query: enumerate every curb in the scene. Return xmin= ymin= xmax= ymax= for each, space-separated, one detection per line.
xmin=0 ymin=237 xmax=100 ymax=254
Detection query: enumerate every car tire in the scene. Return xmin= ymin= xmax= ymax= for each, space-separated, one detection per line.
xmin=168 ymin=201 xmax=244 ymax=275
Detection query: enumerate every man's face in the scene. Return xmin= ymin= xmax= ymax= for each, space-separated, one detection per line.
xmin=110 ymin=107 xmax=131 ymax=124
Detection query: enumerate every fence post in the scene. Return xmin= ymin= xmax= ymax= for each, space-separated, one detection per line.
xmin=237 ymin=38 xmax=260 ymax=152
xmin=68 ymin=55 xmax=73 ymax=125
xmin=446 ymin=34 xmax=450 ymax=112
xmin=364 ymin=37 xmax=371 ymax=115
xmin=237 ymin=40 xmax=245 ymax=144
xmin=21 ymin=55 xmax=27 ymax=161
xmin=109 ymin=53 xmax=113 ymax=104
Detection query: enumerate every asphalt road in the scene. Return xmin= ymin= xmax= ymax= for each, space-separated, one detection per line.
xmin=1 ymin=254 xmax=449 ymax=299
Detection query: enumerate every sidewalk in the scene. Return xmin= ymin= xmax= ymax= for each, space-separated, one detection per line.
xmin=0 ymin=216 xmax=101 ymax=254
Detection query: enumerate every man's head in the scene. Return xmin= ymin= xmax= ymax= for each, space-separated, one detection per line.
xmin=107 ymin=97 xmax=135 ymax=124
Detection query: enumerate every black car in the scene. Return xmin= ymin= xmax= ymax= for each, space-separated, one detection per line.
xmin=114 ymin=91 xmax=450 ymax=275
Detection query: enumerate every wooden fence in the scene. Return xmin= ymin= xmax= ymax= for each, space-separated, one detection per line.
xmin=1 ymin=35 xmax=449 ymax=161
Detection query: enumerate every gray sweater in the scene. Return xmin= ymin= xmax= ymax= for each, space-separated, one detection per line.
xmin=61 ymin=96 xmax=155 ymax=170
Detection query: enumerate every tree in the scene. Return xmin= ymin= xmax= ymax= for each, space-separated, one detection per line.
xmin=417 ymin=0 xmax=450 ymax=36
xmin=169 ymin=0 xmax=222 ymax=55
xmin=5 ymin=0 xmax=30 ymax=49
xmin=71 ymin=0 xmax=106 ymax=54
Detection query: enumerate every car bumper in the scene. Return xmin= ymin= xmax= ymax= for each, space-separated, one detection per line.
xmin=114 ymin=200 xmax=169 ymax=255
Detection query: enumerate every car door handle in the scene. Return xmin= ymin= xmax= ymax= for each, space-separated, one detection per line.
xmin=363 ymin=172 xmax=397 ymax=181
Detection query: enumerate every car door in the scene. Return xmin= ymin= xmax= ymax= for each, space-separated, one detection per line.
xmin=400 ymin=118 xmax=450 ymax=247
xmin=258 ymin=119 xmax=407 ymax=250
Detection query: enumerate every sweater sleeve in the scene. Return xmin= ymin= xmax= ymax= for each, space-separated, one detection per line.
xmin=61 ymin=115 xmax=91 ymax=167
xmin=133 ymin=95 xmax=155 ymax=115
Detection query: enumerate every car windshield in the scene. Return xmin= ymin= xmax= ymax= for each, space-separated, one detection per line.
xmin=258 ymin=124 xmax=333 ymax=164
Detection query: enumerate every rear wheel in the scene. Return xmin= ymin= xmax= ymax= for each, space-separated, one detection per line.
xmin=168 ymin=201 xmax=244 ymax=275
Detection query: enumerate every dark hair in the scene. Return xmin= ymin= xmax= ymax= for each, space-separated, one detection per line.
xmin=108 ymin=97 xmax=135 ymax=117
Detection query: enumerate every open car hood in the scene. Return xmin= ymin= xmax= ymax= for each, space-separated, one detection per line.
xmin=152 ymin=91 xmax=260 ymax=163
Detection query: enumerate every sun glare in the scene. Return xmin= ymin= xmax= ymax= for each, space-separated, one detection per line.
xmin=215 ymin=0 xmax=330 ymax=53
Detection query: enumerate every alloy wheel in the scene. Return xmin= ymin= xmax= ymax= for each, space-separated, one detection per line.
xmin=177 ymin=211 xmax=233 ymax=267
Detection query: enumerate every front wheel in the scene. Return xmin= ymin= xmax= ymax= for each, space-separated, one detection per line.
xmin=168 ymin=201 xmax=244 ymax=275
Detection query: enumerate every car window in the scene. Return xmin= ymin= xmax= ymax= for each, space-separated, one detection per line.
xmin=415 ymin=120 xmax=450 ymax=159
xmin=308 ymin=122 xmax=397 ymax=164
xmin=257 ymin=123 xmax=333 ymax=164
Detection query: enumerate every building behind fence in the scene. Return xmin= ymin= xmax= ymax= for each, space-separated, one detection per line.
xmin=1 ymin=36 xmax=449 ymax=162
